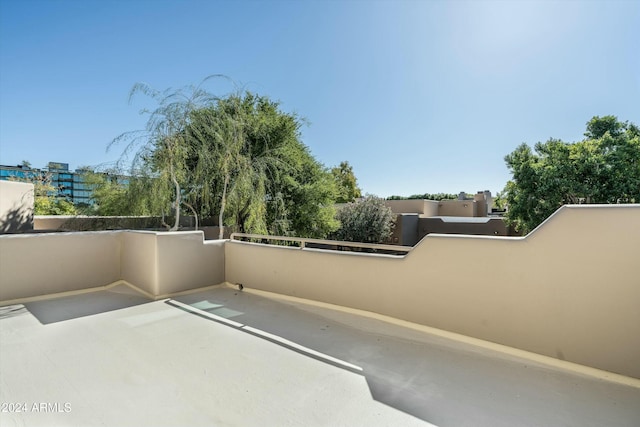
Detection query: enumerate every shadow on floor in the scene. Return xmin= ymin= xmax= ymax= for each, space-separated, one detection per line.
xmin=24 ymin=285 xmax=153 ymax=325
xmin=170 ymin=287 xmax=640 ymax=427
xmin=0 ymin=304 xmax=29 ymax=320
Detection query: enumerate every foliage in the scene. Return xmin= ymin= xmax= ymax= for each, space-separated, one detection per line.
xmin=331 ymin=161 xmax=362 ymax=203
xmin=34 ymin=197 xmax=77 ymax=215
xmin=110 ymin=78 xmax=222 ymax=230
xmin=503 ymin=116 xmax=640 ymax=234
xmin=183 ymin=92 xmax=339 ymax=238
xmin=79 ymin=170 xmax=131 ymax=216
xmin=112 ymin=79 xmax=339 ymax=237
xmin=332 ymin=195 xmax=395 ymax=243
xmin=10 ymin=170 xmax=77 ymax=215
xmin=493 ymin=191 xmax=507 ymax=210
xmin=387 ymin=193 xmax=458 ymax=200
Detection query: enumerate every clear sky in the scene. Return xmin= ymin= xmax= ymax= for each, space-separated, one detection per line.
xmin=1 ymin=0 xmax=638 ymax=197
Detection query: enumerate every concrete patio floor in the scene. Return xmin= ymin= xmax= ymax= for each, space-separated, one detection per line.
xmin=1 ymin=284 xmax=639 ymax=427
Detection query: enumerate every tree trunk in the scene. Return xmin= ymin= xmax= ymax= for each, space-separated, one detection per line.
xmin=218 ymin=173 xmax=230 ymax=239
xmin=184 ymin=201 xmax=198 ymax=231
xmin=170 ymin=163 xmax=181 ymax=231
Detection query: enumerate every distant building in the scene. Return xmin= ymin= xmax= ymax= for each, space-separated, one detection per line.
xmin=385 ymin=190 xmax=517 ymax=245
xmin=0 ymin=162 xmax=125 ymax=206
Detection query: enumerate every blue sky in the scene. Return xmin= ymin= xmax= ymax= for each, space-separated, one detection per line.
xmin=1 ymin=0 xmax=638 ymax=197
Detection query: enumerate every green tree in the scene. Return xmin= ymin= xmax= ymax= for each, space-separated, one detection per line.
xmin=493 ymin=191 xmax=507 ymax=210
xmin=331 ymin=161 xmax=362 ymax=203
xmin=332 ymin=195 xmax=395 ymax=243
xmin=10 ymin=170 xmax=77 ymax=215
xmin=80 ymin=170 xmax=131 ymax=216
xmin=387 ymin=193 xmax=458 ymax=200
xmin=35 ymin=196 xmax=77 ymax=215
xmin=186 ymin=93 xmax=282 ymax=238
xmin=503 ymin=116 xmax=640 ymax=234
xmin=110 ymin=78 xmax=221 ymax=230
xmin=184 ymin=92 xmax=338 ymax=238
xmin=112 ymin=79 xmax=338 ymax=238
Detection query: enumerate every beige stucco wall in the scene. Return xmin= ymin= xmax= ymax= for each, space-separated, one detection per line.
xmin=385 ymin=199 xmax=439 ymax=216
xmin=437 ymin=199 xmax=477 ymax=217
xmin=155 ymin=232 xmax=225 ymax=295
xmin=120 ymin=231 xmax=159 ymax=296
xmin=422 ymin=200 xmax=440 ymax=216
xmin=0 ymin=230 xmax=225 ymax=301
xmin=226 ymin=205 xmax=640 ymax=379
xmin=0 ymin=231 xmax=121 ymax=301
xmin=0 ymin=181 xmax=34 ymax=233
xmin=34 ymin=216 xmax=79 ymax=231
xmin=34 ymin=215 xmax=171 ymax=231
xmin=473 ymin=193 xmax=488 ymax=216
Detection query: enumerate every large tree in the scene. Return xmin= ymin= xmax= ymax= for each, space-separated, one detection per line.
xmin=79 ymin=169 xmax=132 ymax=216
xmin=331 ymin=161 xmax=362 ymax=203
xmin=185 ymin=92 xmax=339 ymax=238
xmin=503 ymin=116 xmax=640 ymax=234
xmin=111 ymin=80 xmax=338 ymax=238
xmin=110 ymin=79 xmax=221 ymax=230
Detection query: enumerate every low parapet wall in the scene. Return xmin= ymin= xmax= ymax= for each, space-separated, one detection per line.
xmin=33 ymin=215 xmax=196 ymax=231
xmin=121 ymin=231 xmax=225 ymax=296
xmin=0 ymin=230 xmax=225 ymax=301
xmin=226 ymin=205 xmax=640 ymax=379
xmin=0 ymin=231 xmax=121 ymax=300
xmin=1 ymin=205 xmax=638 ymax=379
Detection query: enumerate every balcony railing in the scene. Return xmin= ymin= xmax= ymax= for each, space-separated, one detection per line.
xmin=230 ymin=233 xmax=412 ymax=256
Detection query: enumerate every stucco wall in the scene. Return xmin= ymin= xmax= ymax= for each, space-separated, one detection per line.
xmin=419 ymin=217 xmax=509 ymax=238
xmin=121 ymin=231 xmax=159 ymax=296
xmin=33 ymin=215 xmax=191 ymax=231
xmin=389 ymin=213 xmax=419 ymax=245
xmin=437 ymin=199 xmax=477 ymax=217
xmin=0 ymin=230 xmax=225 ymax=301
xmin=226 ymin=205 xmax=640 ymax=379
xmin=156 ymin=232 xmax=225 ymax=295
xmin=385 ymin=199 xmax=439 ymax=216
xmin=0 ymin=231 xmax=121 ymax=300
xmin=0 ymin=181 xmax=34 ymax=233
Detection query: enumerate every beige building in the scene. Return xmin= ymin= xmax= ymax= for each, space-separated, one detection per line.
xmin=386 ymin=191 xmax=513 ymax=246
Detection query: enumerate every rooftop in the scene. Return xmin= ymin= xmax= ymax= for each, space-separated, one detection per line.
xmin=1 ymin=204 xmax=639 ymax=426
xmin=1 ymin=284 xmax=639 ymax=427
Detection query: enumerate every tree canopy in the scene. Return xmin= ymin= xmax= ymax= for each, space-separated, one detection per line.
xmin=331 ymin=161 xmax=362 ymax=203
xmin=10 ymin=170 xmax=77 ymax=215
xmin=387 ymin=193 xmax=458 ymax=200
xmin=182 ymin=92 xmax=339 ymax=237
xmin=79 ymin=170 xmax=131 ymax=216
xmin=332 ymin=196 xmax=395 ymax=244
xmin=503 ymin=116 xmax=640 ymax=234
xmin=110 ymin=80 xmax=339 ymax=238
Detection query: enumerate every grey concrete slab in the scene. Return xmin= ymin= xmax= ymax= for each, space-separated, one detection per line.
xmin=0 ymin=286 xmax=430 ymax=427
xmin=172 ymin=287 xmax=640 ymax=427
xmin=1 ymin=285 xmax=639 ymax=427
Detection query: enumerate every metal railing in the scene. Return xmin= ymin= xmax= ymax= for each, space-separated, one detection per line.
xmin=230 ymin=233 xmax=412 ymax=255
